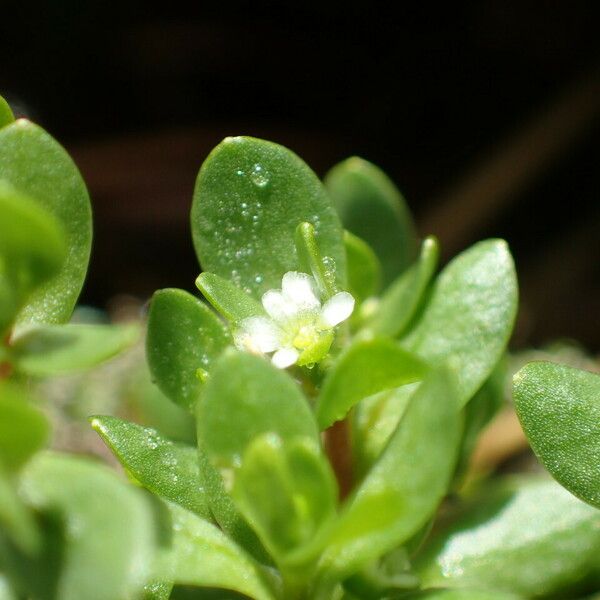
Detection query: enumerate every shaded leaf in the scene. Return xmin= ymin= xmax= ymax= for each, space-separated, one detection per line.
xmin=0 ymin=96 xmax=14 ymax=129
xmin=344 ymin=231 xmax=382 ymax=304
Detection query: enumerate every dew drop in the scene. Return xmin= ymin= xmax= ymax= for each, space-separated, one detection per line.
xmin=250 ymin=163 xmax=270 ymax=188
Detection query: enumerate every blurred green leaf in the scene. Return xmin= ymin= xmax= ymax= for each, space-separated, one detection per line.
xmin=90 ymin=416 xmax=211 ymax=520
xmin=18 ymin=452 xmax=155 ymax=600
xmin=142 ymin=580 xmax=173 ymax=600
xmin=325 ymin=156 xmax=417 ymax=287
xmin=197 ymin=349 xmax=318 ymax=471
xmin=416 ymin=477 xmax=600 ymax=598
xmin=344 ymin=231 xmax=382 ymax=304
xmin=0 ymin=120 xmax=92 ymax=329
xmin=0 ymin=182 xmax=66 ymax=334
xmin=191 ymin=136 xmax=345 ymax=299
xmin=0 ymin=96 xmax=14 ymax=129
xmin=402 ymin=239 xmax=517 ymax=407
xmin=318 ymin=368 xmax=462 ymax=584
xmin=0 ymin=384 xmax=49 ymax=472
xmin=196 ymin=272 xmax=265 ymax=323
xmin=0 ymin=574 xmax=17 ymax=600
xmin=147 ymin=288 xmax=231 ymax=411
xmin=316 ymin=338 xmax=426 ymax=430
xmin=233 ymin=434 xmax=337 ymax=566
xmin=402 ymin=590 xmax=522 ymax=599
xmin=366 ymin=236 xmax=439 ymax=337
xmin=157 ymin=502 xmax=276 ymax=600
xmin=514 ymin=362 xmax=600 ymax=508
xmin=11 ymin=323 xmax=139 ymax=376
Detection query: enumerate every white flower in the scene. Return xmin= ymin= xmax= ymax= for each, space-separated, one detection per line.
xmin=234 ymin=271 xmax=355 ymax=368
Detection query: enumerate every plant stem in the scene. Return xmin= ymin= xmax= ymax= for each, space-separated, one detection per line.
xmin=324 ymin=418 xmax=353 ymax=499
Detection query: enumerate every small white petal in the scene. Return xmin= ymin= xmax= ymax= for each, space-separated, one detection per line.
xmin=272 ymin=347 xmax=299 ymax=369
xmin=281 ymin=272 xmax=320 ymax=310
xmin=321 ymin=292 xmax=355 ymax=327
xmin=238 ymin=316 xmax=283 ymax=353
xmin=262 ymin=290 xmax=295 ymax=322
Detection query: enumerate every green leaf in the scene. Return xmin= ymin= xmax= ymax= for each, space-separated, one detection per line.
xmin=90 ymin=415 xmax=211 ymax=520
xmin=318 ymin=368 xmax=462 ymax=584
xmin=0 ymin=574 xmax=18 ymax=600
xmin=157 ymin=502 xmax=276 ymax=600
xmin=0 ymin=120 xmax=92 ymax=329
xmin=402 ymin=239 xmax=517 ymax=407
xmin=142 ymin=580 xmax=173 ymax=600
xmin=402 ymin=590 xmax=522 ymax=599
xmin=0 ymin=182 xmax=66 ymax=334
xmin=0 ymin=384 xmax=49 ymax=472
xmin=513 ymin=361 xmax=600 ymax=508
xmin=233 ymin=434 xmax=337 ymax=565
xmin=366 ymin=236 xmax=439 ymax=337
xmin=18 ymin=452 xmax=155 ymax=600
xmin=344 ymin=231 xmax=382 ymax=304
xmin=197 ymin=349 xmax=319 ymax=471
xmin=295 ymin=221 xmax=337 ymax=298
xmin=416 ymin=477 xmax=600 ymax=598
xmin=191 ymin=136 xmax=346 ymax=299
xmin=316 ymin=338 xmax=426 ymax=430
xmin=10 ymin=323 xmax=139 ymax=376
xmin=325 ymin=156 xmax=417 ymax=287
xmin=196 ymin=272 xmax=265 ymax=322
xmin=0 ymin=96 xmax=14 ymax=129
xmin=147 ymin=288 xmax=231 ymax=411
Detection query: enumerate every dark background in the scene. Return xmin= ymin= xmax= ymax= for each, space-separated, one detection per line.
xmin=1 ymin=1 xmax=599 ymax=350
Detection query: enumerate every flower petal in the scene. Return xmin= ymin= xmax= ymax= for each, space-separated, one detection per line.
xmin=272 ymin=347 xmax=300 ymax=369
xmin=281 ymin=271 xmax=320 ymax=310
xmin=236 ymin=316 xmax=283 ymax=353
xmin=321 ymin=291 xmax=355 ymax=327
xmin=262 ymin=289 xmax=295 ymax=322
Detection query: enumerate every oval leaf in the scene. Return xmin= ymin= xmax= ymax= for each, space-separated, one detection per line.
xmin=191 ymin=136 xmax=345 ymax=298
xmin=316 ymin=338 xmax=426 ymax=430
xmin=325 ymin=156 xmax=417 ymax=287
xmin=0 ymin=95 xmax=14 ymax=129
xmin=416 ymin=477 xmax=600 ymax=598
xmin=402 ymin=239 xmax=517 ymax=407
xmin=90 ymin=416 xmax=211 ymax=520
xmin=10 ymin=323 xmax=139 ymax=376
xmin=0 ymin=120 xmax=92 ymax=328
xmin=318 ymin=368 xmax=462 ymax=583
xmin=344 ymin=230 xmax=382 ymax=304
xmin=514 ymin=361 xmax=600 ymax=508
xmin=147 ymin=288 xmax=231 ymax=411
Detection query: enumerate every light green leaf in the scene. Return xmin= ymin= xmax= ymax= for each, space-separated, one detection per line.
xmin=18 ymin=452 xmax=155 ymax=600
xmin=197 ymin=349 xmax=318 ymax=471
xmin=233 ymin=434 xmax=337 ymax=565
xmin=0 ymin=182 xmax=66 ymax=334
xmin=147 ymin=288 xmax=231 ymax=411
xmin=0 ymin=96 xmax=14 ymax=129
xmin=316 ymin=338 xmax=426 ymax=430
xmin=0 ymin=120 xmax=92 ymax=328
xmin=402 ymin=590 xmax=522 ymax=599
xmin=90 ymin=415 xmax=211 ymax=520
xmin=10 ymin=323 xmax=139 ymax=376
xmin=0 ymin=574 xmax=17 ymax=600
xmin=513 ymin=361 xmax=600 ymax=508
xmin=325 ymin=156 xmax=417 ymax=287
xmin=318 ymin=368 xmax=462 ymax=584
xmin=196 ymin=272 xmax=265 ymax=322
xmin=344 ymin=231 xmax=382 ymax=304
xmin=157 ymin=502 xmax=276 ymax=600
xmin=0 ymin=384 xmax=49 ymax=472
xmin=191 ymin=136 xmax=346 ymax=299
xmin=366 ymin=236 xmax=439 ymax=337
xmin=416 ymin=477 xmax=600 ymax=598
xmin=295 ymin=221 xmax=337 ymax=298
xmin=141 ymin=580 xmax=173 ymax=600
xmin=402 ymin=239 xmax=517 ymax=407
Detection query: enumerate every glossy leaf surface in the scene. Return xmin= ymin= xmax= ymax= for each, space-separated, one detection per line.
xmin=0 ymin=120 xmax=92 ymax=328
xmin=416 ymin=478 xmax=600 ymax=598
xmin=11 ymin=323 xmax=139 ymax=376
xmin=344 ymin=231 xmax=382 ymax=303
xmin=19 ymin=452 xmax=155 ymax=600
xmin=319 ymin=369 xmax=462 ymax=582
xmin=90 ymin=416 xmax=210 ymax=519
xmin=157 ymin=502 xmax=275 ymax=600
xmin=197 ymin=349 xmax=318 ymax=470
xmin=147 ymin=288 xmax=231 ymax=411
xmin=325 ymin=156 xmax=417 ymax=286
xmin=295 ymin=221 xmax=336 ymax=298
xmin=0 ymin=96 xmax=14 ymax=129
xmin=316 ymin=338 xmax=426 ymax=430
xmin=402 ymin=239 xmax=517 ymax=407
xmin=191 ymin=136 xmax=345 ymax=298
xmin=514 ymin=361 xmax=600 ymax=508
xmin=366 ymin=236 xmax=438 ymax=337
